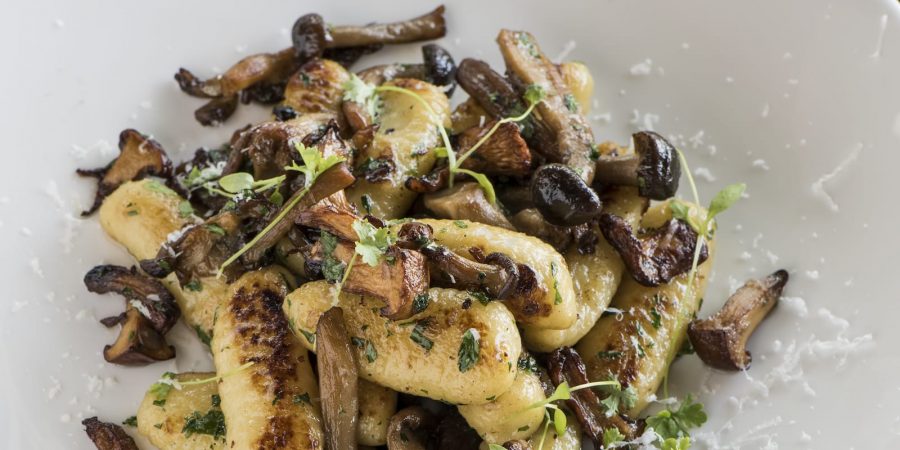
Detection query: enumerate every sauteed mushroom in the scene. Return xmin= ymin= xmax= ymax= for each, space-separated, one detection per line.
xmin=594 ymin=131 xmax=681 ymax=200
xmin=531 ymin=164 xmax=602 ymax=227
xmin=82 ymin=417 xmax=139 ymax=450
xmin=103 ymin=307 xmax=176 ymax=365
xmin=422 ymin=182 xmax=515 ymax=229
xmin=83 ymin=265 xmax=180 ymax=334
xmin=327 ymin=6 xmax=447 ymax=47
xmin=386 ymin=406 xmax=437 ymax=450
xmin=317 ymin=307 xmax=360 ymax=450
xmin=77 ymin=129 xmax=172 ymax=216
xmin=689 ymin=270 xmax=789 ymax=370
xmin=599 ymin=213 xmax=708 ymax=287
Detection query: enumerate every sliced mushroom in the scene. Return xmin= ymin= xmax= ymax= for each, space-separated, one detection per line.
xmin=103 ymin=307 xmax=176 ymax=365
xmin=308 ymin=232 xmax=429 ymax=320
xmin=82 ymin=417 xmax=139 ymax=450
xmin=531 ymin=164 xmax=602 ymax=227
xmin=327 ymin=6 xmax=446 ymax=47
xmin=279 ymin=58 xmax=351 ymax=130
xmin=422 ymin=182 xmax=515 ymax=230
xmin=599 ymin=213 xmax=709 ymax=287
xmin=317 ymin=307 xmax=360 ymax=450
xmin=386 ymin=406 xmax=437 ymax=450
xmin=83 ymin=265 xmax=180 ymax=334
xmin=496 ymin=30 xmax=596 ymax=184
xmin=296 ymin=191 xmax=361 ymax=241
xmin=455 ymin=58 xmax=554 ymax=152
xmin=593 ymin=131 xmax=681 ymax=200
xmin=546 ymin=347 xmax=639 ymax=446
xmin=688 ymin=270 xmax=789 ymax=370
xmin=77 ymin=129 xmax=172 ymax=216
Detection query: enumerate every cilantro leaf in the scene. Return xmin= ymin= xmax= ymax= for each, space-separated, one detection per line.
xmin=457 ymin=328 xmax=480 ymax=373
xmin=352 ymin=220 xmax=394 ymax=266
xmin=598 ymin=380 xmax=637 ymax=417
xmin=342 ymin=73 xmax=380 ymax=120
xmin=660 ymin=437 xmax=691 ymax=450
xmin=603 ymin=427 xmax=625 ymax=447
xmin=287 ymin=143 xmax=345 ymax=188
xmin=646 ymin=395 xmax=707 ymax=440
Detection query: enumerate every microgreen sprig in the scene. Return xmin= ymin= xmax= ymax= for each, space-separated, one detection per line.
xmin=341 ymin=75 xmax=546 ymax=204
xmin=329 ymin=219 xmax=396 ymax=302
xmin=148 ymin=362 xmax=254 ymax=404
xmin=216 ymin=143 xmax=344 ymax=277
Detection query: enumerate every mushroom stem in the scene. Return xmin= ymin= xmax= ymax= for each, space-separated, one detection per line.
xmin=688 ymin=270 xmax=789 ymax=371
xmin=593 ymin=153 xmax=641 ymax=187
xmin=386 ymin=407 xmax=438 ymax=450
xmin=327 ymin=6 xmax=446 ymax=48
xmin=593 ymin=132 xmax=681 ymax=200
xmin=316 ymin=307 xmax=360 ymax=450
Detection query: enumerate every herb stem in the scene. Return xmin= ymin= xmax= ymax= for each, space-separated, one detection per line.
xmin=454 ymin=100 xmax=540 ymax=167
xmin=179 ymin=361 xmax=254 ymax=387
xmin=569 ymin=380 xmax=621 ymax=392
xmin=333 ymin=252 xmax=358 ymax=303
xmin=216 ymin=184 xmax=312 ymax=277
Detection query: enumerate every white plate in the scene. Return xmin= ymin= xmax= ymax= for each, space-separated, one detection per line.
xmin=2 ymin=0 xmax=899 ymax=448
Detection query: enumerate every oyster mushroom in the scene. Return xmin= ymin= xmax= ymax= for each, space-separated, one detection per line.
xmin=593 ymin=131 xmax=681 ymax=200
xmin=317 ymin=307 xmax=360 ymax=450
xmin=102 ymin=307 xmax=176 ymax=365
xmin=497 ymin=30 xmax=596 ymax=184
xmin=308 ymin=230 xmax=429 ymax=320
xmin=530 ymin=164 xmax=602 ymax=227
xmin=77 ymin=129 xmax=172 ymax=216
xmin=82 ymin=417 xmax=139 ymax=450
xmin=386 ymin=406 xmax=438 ymax=450
xmin=546 ymin=347 xmax=639 ymax=446
xmin=599 ymin=213 xmax=708 ymax=287
xmin=83 ymin=265 xmax=180 ymax=334
xmin=688 ymin=270 xmax=789 ymax=370
xmin=422 ymin=182 xmax=515 ymax=230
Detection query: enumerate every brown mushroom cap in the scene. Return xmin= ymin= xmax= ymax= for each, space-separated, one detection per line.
xmin=83 ymin=265 xmax=180 ymax=334
xmin=502 ymin=440 xmax=533 ymax=450
xmin=599 ymin=214 xmax=708 ymax=287
xmin=316 ymin=307 xmax=360 ymax=450
xmin=386 ymin=406 xmax=438 ymax=450
xmin=82 ymin=417 xmax=139 ymax=450
xmin=77 ymin=129 xmax=172 ymax=216
xmin=422 ymin=182 xmax=515 ymax=230
xmin=688 ymin=269 xmax=789 ymax=370
xmin=103 ymin=307 xmax=175 ymax=366
xmin=593 ymin=131 xmax=681 ymax=201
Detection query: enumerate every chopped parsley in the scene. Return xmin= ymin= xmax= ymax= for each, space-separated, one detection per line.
xmin=468 ymin=290 xmax=491 ymax=306
xmin=645 ymin=394 xmax=707 ymax=441
xmin=194 ymin=326 xmax=212 ymax=346
xmin=457 ymin=328 xmax=480 ymax=373
xmin=182 ymin=409 xmax=226 ymax=440
xmin=145 ymin=180 xmax=177 ymax=196
xmin=177 ymin=200 xmax=194 ymax=218
xmin=293 ymin=393 xmax=311 ymax=404
xmin=453 ymin=220 xmax=468 ymax=229
xmin=563 ymin=93 xmax=579 ymax=112
xmin=517 ymin=354 xmax=539 ymax=374
xmin=412 ymin=293 xmax=430 ymax=314
xmin=409 ymin=322 xmax=433 ymax=351
xmin=351 ymin=337 xmax=378 ymax=363
xmin=122 ymin=416 xmax=137 ymax=427
xmin=299 ymin=328 xmax=316 ymax=345
xmin=360 ymin=194 xmax=373 ymax=215
xmin=597 ymin=350 xmax=623 ymax=360
xmin=184 ymin=280 xmax=203 ymax=292
xmin=210 ymin=394 xmax=221 ymax=408
xmin=205 ymin=224 xmax=226 ymax=236
xmin=550 ymin=261 xmax=563 ymax=305
xmin=319 ymin=231 xmax=347 ymax=283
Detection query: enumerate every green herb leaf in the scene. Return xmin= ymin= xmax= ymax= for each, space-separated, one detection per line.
xmin=553 ymin=407 xmax=567 ymax=436
xmin=410 ymin=322 xmax=433 ymax=351
xmin=707 ymin=183 xmax=746 ymax=220
xmin=457 ymin=328 xmax=480 ymax=373
xmin=299 ymin=328 xmax=316 ymax=345
xmin=148 ymin=372 xmax=179 ymax=404
xmin=351 ymin=337 xmax=378 ymax=363
xmin=550 ymin=262 xmax=563 ymax=305
xmin=320 ymin=231 xmax=347 ymax=283
xmin=524 ymin=84 xmax=547 ymax=105
xmin=122 ymin=416 xmax=138 ymax=427
xmin=194 ymin=326 xmax=212 ymax=346
xmin=287 ymin=143 xmax=346 ymax=188
xmin=182 ymin=409 xmax=226 ymax=440
xmin=646 ymin=395 xmax=707 ymax=440
xmin=602 ymin=427 xmax=625 ymax=447
xmin=211 ymin=394 xmax=221 ymax=407
xmin=660 ymin=437 xmax=691 ymax=450
xmin=563 ymin=93 xmax=579 ymax=112
xmin=177 ymin=200 xmax=194 ymax=218
xmin=218 ymin=172 xmax=254 ymax=193
xmin=517 ymin=354 xmax=539 ymax=374
xmin=599 ymin=382 xmax=637 ymax=417
xmin=145 ymin=180 xmax=177 ymax=196
xmin=352 ymin=219 xmax=394 ymax=266
xmin=413 ymin=293 xmax=430 ymax=314
xmin=184 ymin=280 xmax=203 ymax=292
xmin=455 ymin=168 xmax=497 ymax=204
xmin=488 ymin=445 xmax=506 ymax=450
xmin=293 ymin=393 xmax=311 ymax=404
xmin=206 ymin=224 xmax=226 ymax=236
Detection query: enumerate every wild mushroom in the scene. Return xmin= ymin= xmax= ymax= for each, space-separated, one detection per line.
xmin=316 ymin=307 xmax=360 ymax=450
xmin=386 ymin=406 xmax=438 ymax=450
xmin=509 ymin=208 xmax=587 ymax=252
xmin=497 ymin=30 xmax=596 ymax=184
xmin=327 ymin=6 xmax=446 ymax=47
xmin=432 ymin=410 xmax=483 ymax=450
xmin=77 ymin=129 xmax=172 ymax=216
xmin=502 ymin=441 xmax=532 ymax=450
xmin=82 ymin=417 xmax=139 ymax=450
xmin=291 ymin=13 xmax=329 ymax=60
xmin=530 ymin=164 xmax=602 ymax=227
xmin=323 ymin=44 xmax=384 ymax=69
xmin=688 ymin=269 xmax=789 ymax=370
xmin=102 ymin=307 xmax=176 ymax=365
xmin=593 ymin=131 xmax=681 ymax=200
xmin=83 ymin=265 xmax=180 ymax=334
xmin=422 ymin=182 xmax=515 ymax=230
xmin=599 ymin=213 xmax=708 ymax=287
xmin=422 ymin=43 xmax=457 ymax=95
xmin=308 ymin=230 xmax=429 ymax=320
xmin=546 ymin=347 xmax=639 ymax=446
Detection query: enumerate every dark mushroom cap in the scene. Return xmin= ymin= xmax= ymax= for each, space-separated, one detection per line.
xmin=83 ymin=265 xmax=180 ymax=334
xmin=633 ymin=131 xmax=681 ymax=200
xmin=422 ymin=44 xmax=457 ymax=96
xmin=103 ymin=308 xmax=176 ymax=366
xmin=292 ymin=13 xmax=328 ymax=60
xmin=530 ymin=163 xmax=602 ymax=227
xmin=386 ymin=406 xmax=438 ymax=450
xmin=82 ymin=417 xmax=139 ymax=450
